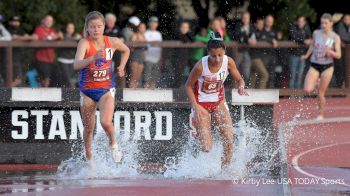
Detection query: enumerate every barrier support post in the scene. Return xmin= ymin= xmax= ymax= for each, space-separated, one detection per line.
xmin=5 ymin=46 xmax=13 ymax=87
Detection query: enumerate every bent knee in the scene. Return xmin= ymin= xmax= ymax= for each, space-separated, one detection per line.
xmin=304 ymin=87 xmax=313 ymax=94
xmin=100 ymin=119 xmax=113 ymax=129
xmin=318 ymin=88 xmax=327 ymax=96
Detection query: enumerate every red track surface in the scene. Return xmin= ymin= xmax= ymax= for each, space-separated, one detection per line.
xmin=0 ymin=97 xmax=349 ymax=195
xmin=276 ymin=97 xmax=350 ymax=195
xmin=18 ymin=179 xmax=282 ymax=196
xmin=0 ymin=164 xmax=57 ymax=171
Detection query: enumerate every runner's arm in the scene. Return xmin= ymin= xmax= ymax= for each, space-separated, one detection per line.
xmin=301 ymin=30 xmax=317 ymax=60
xmin=111 ymin=37 xmax=130 ymax=70
xmin=227 ymin=57 xmax=245 ymax=89
xmin=73 ymin=39 xmax=95 ymax=70
xmin=329 ymin=35 xmax=341 ymax=59
xmin=185 ymin=61 xmax=203 ymax=108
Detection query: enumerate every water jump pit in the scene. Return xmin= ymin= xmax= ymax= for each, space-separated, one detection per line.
xmin=0 ymin=88 xmax=349 ymax=195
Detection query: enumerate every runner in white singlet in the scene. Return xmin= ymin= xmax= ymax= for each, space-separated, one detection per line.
xmin=301 ymin=13 xmax=341 ymax=120
xmin=185 ymin=32 xmax=248 ymax=168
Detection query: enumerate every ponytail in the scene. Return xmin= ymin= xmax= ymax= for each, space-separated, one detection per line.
xmin=207 ymin=31 xmax=226 ymax=50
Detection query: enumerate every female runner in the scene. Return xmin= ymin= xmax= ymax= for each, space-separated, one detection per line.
xmin=74 ymin=11 xmax=130 ymax=167
xmin=301 ymin=13 xmax=341 ymax=119
xmin=185 ymin=32 xmax=248 ymax=168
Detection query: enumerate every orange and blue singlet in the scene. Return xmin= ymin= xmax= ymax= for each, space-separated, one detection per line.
xmin=79 ymin=36 xmax=115 ymax=102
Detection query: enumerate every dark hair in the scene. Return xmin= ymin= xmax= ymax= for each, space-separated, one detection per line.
xmin=132 ymin=23 xmax=139 ymax=32
xmin=296 ymin=15 xmax=306 ymax=21
xmin=207 ymin=31 xmax=225 ymax=50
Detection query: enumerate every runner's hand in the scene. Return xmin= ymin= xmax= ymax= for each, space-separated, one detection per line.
xmin=194 ymin=104 xmax=209 ymax=124
xmin=238 ymin=86 xmax=248 ymax=96
xmin=94 ymin=50 xmax=104 ymax=60
xmin=325 ymin=47 xmax=334 ymax=57
xmin=117 ymin=66 xmax=125 ymax=77
xmin=300 ymin=55 xmax=308 ymax=61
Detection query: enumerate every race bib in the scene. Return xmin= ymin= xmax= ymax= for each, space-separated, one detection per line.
xmin=105 ymin=48 xmax=113 ymax=60
xmin=314 ymin=47 xmax=325 ymax=60
xmin=201 ymin=80 xmax=222 ymax=94
xmin=325 ymin=38 xmax=334 ymax=47
xmin=91 ymin=68 xmax=110 ymax=82
xmin=316 ymin=51 xmax=324 ymax=59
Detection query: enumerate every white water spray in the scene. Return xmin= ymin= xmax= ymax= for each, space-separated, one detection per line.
xmin=163 ymin=106 xmax=279 ymax=179
xmin=57 ymin=106 xmax=279 ymax=180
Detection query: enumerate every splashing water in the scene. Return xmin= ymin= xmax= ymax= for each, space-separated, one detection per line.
xmin=57 ymin=129 xmax=139 ymax=179
xmin=57 ymin=117 xmax=279 ymax=180
xmin=163 ymin=119 xmax=280 ymax=180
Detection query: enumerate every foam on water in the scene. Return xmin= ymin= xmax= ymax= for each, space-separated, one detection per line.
xmin=57 ymin=118 xmax=279 ymax=180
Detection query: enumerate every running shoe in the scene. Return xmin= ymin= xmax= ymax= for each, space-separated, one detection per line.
xmin=111 ymin=143 xmax=123 ymax=163
xmin=316 ymin=115 xmax=324 ymax=120
xmin=86 ymin=159 xmax=96 ymax=177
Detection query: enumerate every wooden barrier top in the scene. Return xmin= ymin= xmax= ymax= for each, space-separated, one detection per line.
xmin=1 ymin=40 xmax=350 ymax=91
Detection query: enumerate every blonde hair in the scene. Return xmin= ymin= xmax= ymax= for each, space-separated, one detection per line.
xmin=83 ymin=11 xmax=105 ymax=37
xmin=321 ymin=13 xmax=333 ymax=23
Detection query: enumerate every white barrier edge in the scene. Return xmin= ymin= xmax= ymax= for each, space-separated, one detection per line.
xmin=123 ymin=89 xmax=173 ymax=102
xmin=11 ymin=88 xmax=62 ymax=102
xmin=231 ymin=89 xmax=279 ymax=105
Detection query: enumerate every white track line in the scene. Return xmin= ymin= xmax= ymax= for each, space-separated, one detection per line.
xmin=294 ymin=106 xmax=350 ymax=111
xmin=324 ymin=106 xmax=350 ymax=110
xmin=278 ymin=116 xmax=350 ymax=195
xmin=292 ymin=142 xmax=350 ymax=187
xmin=285 ymin=116 xmax=350 ymax=128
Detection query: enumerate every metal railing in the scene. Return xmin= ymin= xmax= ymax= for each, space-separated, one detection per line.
xmin=1 ymin=40 xmax=350 ymax=96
